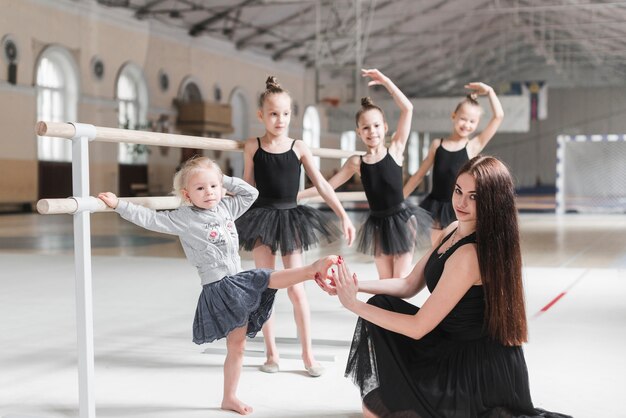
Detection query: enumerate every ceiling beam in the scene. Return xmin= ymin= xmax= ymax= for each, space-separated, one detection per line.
xmin=134 ymin=0 xmax=169 ymax=19
xmin=235 ymin=4 xmax=316 ymax=50
xmin=271 ymin=0 xmax=396 ymax=61
xmin=189 ymin=0 xmax=259 ymax=37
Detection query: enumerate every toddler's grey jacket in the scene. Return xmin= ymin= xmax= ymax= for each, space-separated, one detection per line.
xmin=115 ymin=176 xmax=258 ymax=285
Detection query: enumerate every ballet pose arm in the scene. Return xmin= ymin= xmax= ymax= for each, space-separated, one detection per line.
xmin=241 ymin=137 xmax=258 ymax=186
xmin=362 ymin=69 xmax=414 ymax=161
xmin=402 ymin=139 xmax=440 ymax=198
xmin=296 ymin=141 xmax=356 ymax=246
xmin=465 ymin=82 xmax=504 ymax=157
xmin=297 ymin=155 xmax=360 ymax=200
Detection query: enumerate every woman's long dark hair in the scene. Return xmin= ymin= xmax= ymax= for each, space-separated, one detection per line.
xmin=458 ymin=156 xmax=528 ymax=346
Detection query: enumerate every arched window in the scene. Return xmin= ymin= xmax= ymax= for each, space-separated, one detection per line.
xmin=176 ymin=77 xmax=205 ymax=164
xmin=302 ymin=105 xmax=321 ymax=169
xmin=340 ymin=131 xmax=356 ymax=166
xmin=36 ymin=46 xmax=79 ymax=162
xmin=229 ymin=88 xmax=249 ymax=178
xmin=116 ymin=63 xmax=148 ymax=164
xmin=180 ymin=77 xmax=203 ymax=103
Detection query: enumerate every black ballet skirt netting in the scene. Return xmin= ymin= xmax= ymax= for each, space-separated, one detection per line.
xmin=236 ymin=204 xmax=341 ymax=254
xmin=419 ymin=195 xmax=456 ymax=229
xmin=357 ymin=202 xmax=433 ymax=256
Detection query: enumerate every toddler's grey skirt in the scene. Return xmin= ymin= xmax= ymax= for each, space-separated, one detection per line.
xmin=193 ymin=268 xmax=276 ymax=344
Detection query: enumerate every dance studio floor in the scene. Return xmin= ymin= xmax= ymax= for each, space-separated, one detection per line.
xmin=1 ymin=210 xmax=625 ymax=418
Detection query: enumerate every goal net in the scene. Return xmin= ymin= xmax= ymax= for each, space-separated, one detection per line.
xmin=556 ymin=134 xmax=626 ymax=214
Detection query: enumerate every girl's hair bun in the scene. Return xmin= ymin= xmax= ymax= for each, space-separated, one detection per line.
xmin=467 ymin=93 xmax=479 ymax=104
xmin=361 ymin=96 xmax=375 ymax=107
xmin=265 ymin=76 xmax=282 ymax=92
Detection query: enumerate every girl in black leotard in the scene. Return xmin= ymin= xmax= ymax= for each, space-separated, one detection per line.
xmin=236 ymin=76 xmax=355 ymax=377
xmin=403 ymin=82 xmax=504 ymax=244
xmin=321 ymin=156 xmax=572 ymax=418
xmin=300 ymin=69 xmax=431 ymax=280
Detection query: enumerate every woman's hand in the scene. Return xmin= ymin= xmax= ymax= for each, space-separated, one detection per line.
xmin=98 ymin=192 xmax=119 ymax=209
xmin=334 ymin=256 xmax=359 ymax=311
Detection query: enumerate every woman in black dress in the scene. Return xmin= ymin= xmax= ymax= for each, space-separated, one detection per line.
xmin=318 ymin=156 xmax=571 ymax=418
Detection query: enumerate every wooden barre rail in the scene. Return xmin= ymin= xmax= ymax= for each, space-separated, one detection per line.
xmin=36 ymin=192 xmax=368 ymax=215
xmin=37 ymin=196 xmax=183 ymax=215
xmin=35 ymin=121 xmax=364 ymax=159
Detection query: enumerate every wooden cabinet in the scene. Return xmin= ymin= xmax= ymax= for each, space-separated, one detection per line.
xmin=176 ymin=102 xmax=234 ymax=135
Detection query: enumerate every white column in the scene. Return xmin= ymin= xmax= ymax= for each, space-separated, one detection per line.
xmin=71 ymin=123 xmax=97 ymax=418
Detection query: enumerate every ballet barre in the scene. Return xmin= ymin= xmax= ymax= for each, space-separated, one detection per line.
xmin=35 ymin=121 xmax=362 ymax=159
xmin=35 ymin=121 xmax=366 ymax=418
xmin=36 ymin=192 xmax=367 ymax=215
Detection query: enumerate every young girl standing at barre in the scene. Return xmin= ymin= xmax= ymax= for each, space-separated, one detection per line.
xmin=98 ymin=156 xmax=336 ymax=415
xmin=235 ymin=76 xmax=355 ymax=377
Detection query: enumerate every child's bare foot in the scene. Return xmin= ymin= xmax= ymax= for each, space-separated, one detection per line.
xmin=221 ymin=397 xmax=253 ymax=415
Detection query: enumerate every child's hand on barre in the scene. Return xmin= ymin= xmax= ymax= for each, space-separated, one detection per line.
xmin=98 ymin=192 xmax=119 ymax=209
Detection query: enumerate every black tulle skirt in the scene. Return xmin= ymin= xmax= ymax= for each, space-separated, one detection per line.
xmin=420 ymin=195 xmax=456 ymax=229
xmin=236 ymin=204 xmax=341 ymax=254
xmin=357 ymin=202 xmax=432 ymax=256
xmin=346 ymin=295 xmax=572 ymax=418
xmin=193 ymin=268 xmax=276 ymax=344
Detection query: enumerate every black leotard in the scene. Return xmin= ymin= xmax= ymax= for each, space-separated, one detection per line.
xmin=252 ymin=137 xmax=300 ymax=208
xmin=360 ymin=149 xmax=404 ymax=212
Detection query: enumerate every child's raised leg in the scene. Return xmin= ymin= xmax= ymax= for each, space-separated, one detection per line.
xmin=267 ymin=255 xmax=336 ymax=289
xmin=222 ymin=325 xmax=253 ymax=415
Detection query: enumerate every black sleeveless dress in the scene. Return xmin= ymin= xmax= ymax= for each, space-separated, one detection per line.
xmin=345 ymin=231 xmax=572 ymax=418
xmin=357 ymin=149 xmax=432 ymax=255
xmin=236 ymin=138 xmax=340 ymax=254
xmin=420 ymin=139 xmax=470 ymax=229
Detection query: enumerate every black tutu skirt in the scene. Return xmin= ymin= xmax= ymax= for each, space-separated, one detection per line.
xmin=357 ymin=202 xmax=432 ymax=256
xmin=420 ymin=195 xmax=456 ymax=229
xmin=236 ymin=203 xmax=341 ymax=254
xmin=193 ymin=268 xmax=277 ymax=344
xmin=346 ymin=295 xmax=572 ymax=418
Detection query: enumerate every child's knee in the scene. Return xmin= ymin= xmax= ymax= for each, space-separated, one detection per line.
xmin=227 ymin=340 xmax=246 ymax=355
xmin=227 ymin=333 xmax=247 ymax=354
xmin=286 ymin=284 xmax=306 ymax=303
